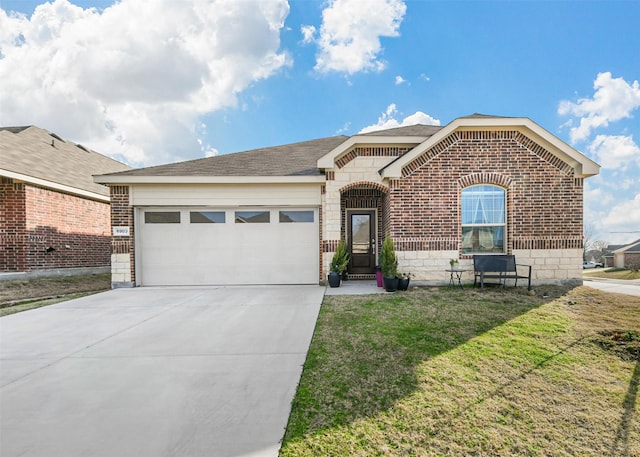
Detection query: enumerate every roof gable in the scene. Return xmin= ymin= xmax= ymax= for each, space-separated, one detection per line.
xmin=380 ymin=116 xmax=600 ymax=179
xmin=0 ymin=126 xmax=130 ymax=199
xmin=613 ymin=239 xmax=640 ymax=253
xmin=317 ymin=124 xmax=441 ymax=169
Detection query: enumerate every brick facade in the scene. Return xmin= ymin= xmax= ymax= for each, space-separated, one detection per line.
xmin=389 ymin=130 xmax=583 ymax=250
xmin=105 ymin=121 xmax=593 ymax=288
xmin=0 ymin=178 xmax=111 ymax=272
xmin=321 ymin=129 xmax=585 ymax=285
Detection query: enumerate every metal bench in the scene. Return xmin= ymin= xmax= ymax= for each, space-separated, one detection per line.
xmin=473 ymin=254 xmax=532 ymax=290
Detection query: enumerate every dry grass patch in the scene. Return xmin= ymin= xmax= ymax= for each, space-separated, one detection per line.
xmin=282 ymin=286 xmax=640 ymax=456
xmin=0 ymin=273 xmax=110 ymax=316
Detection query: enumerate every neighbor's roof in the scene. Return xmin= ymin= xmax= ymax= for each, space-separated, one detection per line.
xmin=612 ymin=239 xmax=640 ymax=254
xmin=0 ymin=126 xmax=130 ymax=200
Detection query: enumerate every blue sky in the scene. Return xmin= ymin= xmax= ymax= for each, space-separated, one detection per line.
xmin=1 ymin=0 xmax=639 ymax=244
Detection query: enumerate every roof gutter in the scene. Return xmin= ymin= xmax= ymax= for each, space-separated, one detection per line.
xmin=1 ymin=168 xmax=110 ymax=202
xmin=93 ymin=174 xmax=327 ymax=185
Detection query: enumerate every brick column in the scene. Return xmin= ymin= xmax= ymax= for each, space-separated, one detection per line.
xmin=0 ymin=178 xmax=27 ymax=272
xmin=109 ymin=185 xmax=135 ymax=287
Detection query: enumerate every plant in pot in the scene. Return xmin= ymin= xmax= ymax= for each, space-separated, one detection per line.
xmin=328 ymin=239 xmax=350 ymax=288
xmin=380 ymin=236 xmax=399 ymax=292
xmin=397 ymin=272 xmax=411 ymax=291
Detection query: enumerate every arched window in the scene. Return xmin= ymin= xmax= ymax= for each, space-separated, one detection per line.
xmin=461 ymin=185 xmax=506 ymax=254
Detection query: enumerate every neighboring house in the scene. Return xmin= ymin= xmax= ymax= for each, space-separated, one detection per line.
xmin=0 ymin=126 xmax=130 ymax=276
xmin=603 ymin=244 xmax=622 ymax=268
xmin=95 ymin=114 xmax=600 ymax=288
xmin=610 ymin=239 xmax=640 ymax=269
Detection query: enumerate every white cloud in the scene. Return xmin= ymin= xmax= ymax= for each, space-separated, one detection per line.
xmin=359 ymin=104 xmax=440 ymax=133
xmin=312 ymin=0 xmax=406 ymax=74
xmin=558 ymin=72 xmax=640 ymax=143
xmin=395 ymin=75 xmax=406 ymax=85
xmin=588 ymin=134 xmax=640 ymax=170
xmin=0 ymin=0 xmax=291 ymax=166
xmin=301 ymin=24 xmax=316 ymax=44
xmin=599 ymin=193 xmax=640 ymax=244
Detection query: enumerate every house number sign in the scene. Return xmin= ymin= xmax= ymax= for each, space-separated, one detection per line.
xmin=113 ymin=226 xmax=130 ymax=236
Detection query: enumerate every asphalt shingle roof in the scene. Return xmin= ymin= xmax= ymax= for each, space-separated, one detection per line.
xmin=110 ymin=135 xmax=351 ymax=177
xmin=0 ymin=126 xmax=130 ymax=197
xmin=102 ymin=124 xmax=443 ymax=179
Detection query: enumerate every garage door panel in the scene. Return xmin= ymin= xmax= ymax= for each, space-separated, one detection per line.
xmin=137 ymin=208 xmax=318 ymax=286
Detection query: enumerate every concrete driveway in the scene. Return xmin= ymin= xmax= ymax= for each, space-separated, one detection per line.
xmin=0 ymin=285 xmax=325 ymax=457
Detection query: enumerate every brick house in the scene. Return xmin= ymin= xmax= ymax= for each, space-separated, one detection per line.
xmin=1 ymin=126 xmax=130 ymax=276
xmin=95 ymin=114 xmax=600 ymax=288
xmin=609 ymin=239 xmax=640 ymax=270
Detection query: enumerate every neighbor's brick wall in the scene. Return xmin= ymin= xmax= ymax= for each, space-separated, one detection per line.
xmin=1 ymin=178 xmax=111 ymax=272
xmin=23 ymin=184 xmax=111 ymax=270
xmin=109 ymin=185 xmax=135 ymax=286
xmin=617 ymin=252 xmax=640 ymax=269
xmin=0 ymin=177 xmax=27 ymax=272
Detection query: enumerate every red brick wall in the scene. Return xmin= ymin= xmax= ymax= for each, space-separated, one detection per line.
xmin=0 ymin=177 xmax=111 ymax=272
xmin=0 ymin=178 xmax=27 ymax=271
xmin=23 ymin=185 xmax=112 ymax=270
xmin=625 ymin=252 xmax=640 ymax=269
xmin=390 ymin=130 xmax=583 ymax=254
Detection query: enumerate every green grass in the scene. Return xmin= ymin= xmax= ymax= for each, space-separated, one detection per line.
xmin=583 ymin=268 xmax=640 ymax=280
xmin=281 ymin=286 xmax=640 ymax=456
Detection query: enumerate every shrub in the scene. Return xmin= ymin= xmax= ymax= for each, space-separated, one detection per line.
xmin=380 ymin=236 xmax=398 ymax=277
xmin=330 ymin=240 xmax=350 ymax=273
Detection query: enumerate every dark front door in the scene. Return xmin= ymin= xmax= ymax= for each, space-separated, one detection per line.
xmin=347 ymin=210 xmax=376 ymax=274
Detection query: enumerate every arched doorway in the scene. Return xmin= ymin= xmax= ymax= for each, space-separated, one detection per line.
xmin=340 ymin=184 xmax=387 ymax=277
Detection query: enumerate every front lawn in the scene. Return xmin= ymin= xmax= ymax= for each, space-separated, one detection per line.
xmin=583 ymin=268 xmax=640 ymax=280
xmin=281 ymin=286 xmax=640 ymax=456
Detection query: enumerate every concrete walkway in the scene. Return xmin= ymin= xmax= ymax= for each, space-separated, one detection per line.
xmin=582 ymin=277 xmax=640 ymax=297
xmin=0 ymin=286 xmax=325 ymax=457
xmin=326 ymin=277 xmax=640 ymax=297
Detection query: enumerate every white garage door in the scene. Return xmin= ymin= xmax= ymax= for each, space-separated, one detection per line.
xmin=136 ymin=208 xmax=319 ymax=285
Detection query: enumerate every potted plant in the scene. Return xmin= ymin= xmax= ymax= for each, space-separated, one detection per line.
xmin=397 ymin=272 xmax=411 ymax=291
xmin=380 ymin=236 xmax=398 ymax=292
xmin=375 ymin=265 xmax=383 ymax=287
xmin=328 ymin=239 xmax=350 ymax=287
xmin=449 ymin=258 xmax=459 ymax=269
